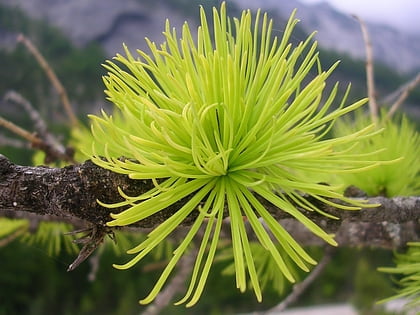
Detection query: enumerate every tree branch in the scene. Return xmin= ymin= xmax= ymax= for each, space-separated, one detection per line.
xmin=386 ymin=72 xmax=420 ymax=119
xmin=2 ymin=91 xmax=76 ymax=164
xmin=0 ymin=116 xmax=44 ymax=147
xmin=353 ymin=15 xmax=378 ymax=123
xmin=0 ymin=155 xmax=419 ymax=248
xmin=17 ymin=34 xmax=79 ymax=127
xmin=0 ymin=134 xmax=27 ymax=148
xmin=260 ymin=247 xmax=335 ymax=314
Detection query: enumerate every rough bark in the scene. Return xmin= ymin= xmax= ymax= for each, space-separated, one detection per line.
xmin=1 ymin=154 xmax=419 ymax=248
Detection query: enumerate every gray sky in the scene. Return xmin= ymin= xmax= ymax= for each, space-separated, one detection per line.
xmin=299 ymin=0 xmax=420 ymax=34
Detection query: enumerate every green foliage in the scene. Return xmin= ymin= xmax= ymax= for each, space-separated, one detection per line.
xmin=378 ymin=242 xmax=420 ymax=310
xmin=86 ymin=3 xmax=383 ymax=306
xmin=0 ymin=218 xmax=79 ymax=260
xmin=0 ymin=242 xmax=396 ymax=314
xmin=0 ymin=239 xmax=164 ymax=315
xmin=20 ymin=222 xmax=79 ymax=256
xmin=333 ymin=110 xmax=420 ymax=197
xmin=71 ymin=112 xmax=126 ymax=162
xmin=0 ymin=218 xmax=28 ymax=239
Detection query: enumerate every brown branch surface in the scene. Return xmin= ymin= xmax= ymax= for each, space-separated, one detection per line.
xmin=0 ymin=155 xmax=419 ymax=248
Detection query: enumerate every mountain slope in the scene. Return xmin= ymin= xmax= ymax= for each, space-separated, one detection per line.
xmin=1 ymin=0 xmax=419 ymax=73
xmin=0 ymin=0 xmax=194 ymax=57
xmin=232 ymin=0 xmax=420 ymax=74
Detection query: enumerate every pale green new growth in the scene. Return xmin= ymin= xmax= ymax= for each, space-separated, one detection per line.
xmin=0 ymin=218 xmax=79 ymax=256
xmin=0 ymin=218 xmax=28 ymax=239
xmin=379 ymin=242 xmax=420 ymax=308
xmin=333 ymin=110 xmax=420 ymax=197
xmin=20 ymin=222 xmax=79 ymax=256
xmin=89 ymin=3 xmax=381 ymax=306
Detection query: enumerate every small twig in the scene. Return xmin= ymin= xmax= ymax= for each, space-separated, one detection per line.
xmin=4 ymin=90 xmax=72 ymax=163
xmin=17 ymin=34 xmax=79 ymax=127
xmin=67 ymin=225 xmax=112 ymax=271
xmin=0 ymin=115 xmax=43 ymax=146
xmin=4 ymin=90 xmax=49 ymax=138
xmin=387 ymin=73 xmax=420 ymax=120
xmin=0 ymin=115 xmax=75 ymax=164
xmin=353 ymin=15 xmax=378 ymax=124
xmin=260 ymin=247 xmax=335 ymax=314
xmin=0 ymin=134 xmax=27 ymax=148
xmin=141 ymin=247 xmax=197 ymax=315
xmin=381 ymin=73 xmax=420 ymax=104
xmin=0 ymin=226 xmax=27 ymax=247
xmin=88 ymin=249 xmax=102 ymax=282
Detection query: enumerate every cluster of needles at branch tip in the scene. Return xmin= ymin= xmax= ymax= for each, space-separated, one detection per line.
xmin=88 ymin=2 xmax=383 ymax=306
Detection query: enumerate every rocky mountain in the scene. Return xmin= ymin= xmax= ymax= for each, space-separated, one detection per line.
xmin=232 ymin=0 xmax=420 ymax=74
xmin=0 ymin=0 xmax=196 ymax=56
xmin=0 ymin=0 xmax=419 ymax=74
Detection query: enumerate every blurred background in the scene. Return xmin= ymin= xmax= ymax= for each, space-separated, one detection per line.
xmin=0 ymin=0 xmax=419 ymax=314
